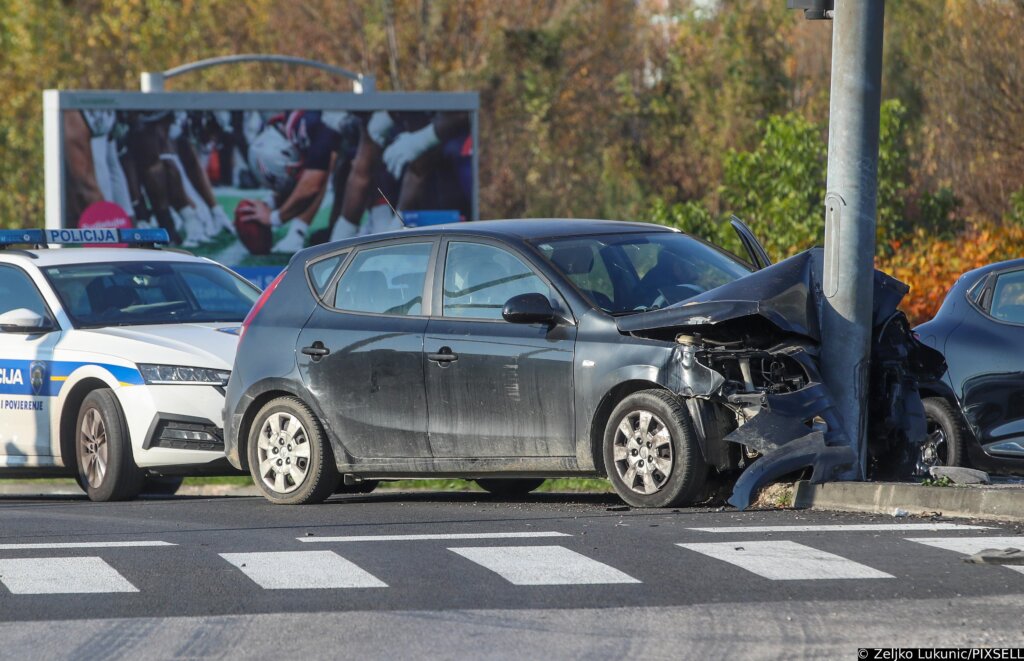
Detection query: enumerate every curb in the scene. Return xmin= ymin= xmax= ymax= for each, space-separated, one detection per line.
xmin=793 ymin=480 xmax=1024 ymax=523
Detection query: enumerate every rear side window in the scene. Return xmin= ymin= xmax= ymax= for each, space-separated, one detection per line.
xmin=990 ymin=270 xmax=1024 ymax=324
xmin=0 ymin=265 xmax=51 ymax=319
xmin=307 ymin=251 xmax=348 ymax=296
xmin=333 ymin=243 xmax=432 ymax=315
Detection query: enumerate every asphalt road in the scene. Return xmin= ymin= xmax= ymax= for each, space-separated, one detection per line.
xmin=1 ymin=490 xmax=1023 ymax=659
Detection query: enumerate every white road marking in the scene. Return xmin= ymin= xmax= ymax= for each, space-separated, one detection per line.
xmin=0 ymin=557 xmax=138 ymax=594
xmin=449 ymin=545 xmax=640 ymax=585
xmin=907 ymin=536 xmax=1024 ymax=574
xmin=221 ymin=551 xmax=387 ymax=589
xmin=0 ymin=541 xmax=175 ymax=550
xmin=299 ymin=531 xmax=571 ymax=543
xmin=677 ymin=541 xmax=894 ymax=580
xmin=689 ymin=524 xmax=990 ymax=534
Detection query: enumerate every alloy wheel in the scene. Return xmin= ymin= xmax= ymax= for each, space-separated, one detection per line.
xmin=256 ymin=412 xmax=311 ymax=494
xmin=921 ymin=419 xmax=948 ymax=468
xmin=612 ymin=409 xmax=674 ymax=495
xmin=79 ymin=408 xmax=108 ymax=489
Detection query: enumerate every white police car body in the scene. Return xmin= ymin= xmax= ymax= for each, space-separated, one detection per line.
xmin=0 ymin=228 xmax=259 ymax=500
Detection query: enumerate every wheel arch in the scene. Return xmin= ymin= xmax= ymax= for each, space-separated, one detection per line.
xmin=589 ymin=379 xmax=667 ymax=476
xmin=58 ymin=377 xmax=112 ymax=470
xmin=236 ymin=388 xmax=303 ymax=472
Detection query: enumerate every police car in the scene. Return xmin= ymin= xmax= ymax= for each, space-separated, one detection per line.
xmin=0 ymin=227 xmax=260 ymax=501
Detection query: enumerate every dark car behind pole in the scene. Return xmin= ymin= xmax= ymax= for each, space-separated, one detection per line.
xmin=223 ymin=219 xmax=941 ymax=508
xmin=915 ymin=258 xmax=1024 ymax=476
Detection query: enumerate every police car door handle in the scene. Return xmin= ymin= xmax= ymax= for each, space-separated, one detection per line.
xmin=301 ymin=342 xmax=330 ymax=360
xmin=427 ymin=347 xmax=458 ymax=364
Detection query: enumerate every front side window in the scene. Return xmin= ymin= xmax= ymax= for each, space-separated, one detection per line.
xmin=990 ymin=270 xmax=1024 ymax=324
xmin=0 ymin=265 xmax=51 ymax=320
xmin=333 ymin=242 xmax=432 ymax=315
xmin=443 ymin=242 xmax=553 ymax=320
xmin=536 ymin=232 xmax=751 ymax=314
xmin=43 ymin=261 xmax=260 ymax=328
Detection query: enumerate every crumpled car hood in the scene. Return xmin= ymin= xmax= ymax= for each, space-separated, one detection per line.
xmin=617 ymin=248 xmax=946 ymax=510
xmin=617 ymin=250 xmax=822 ymax=341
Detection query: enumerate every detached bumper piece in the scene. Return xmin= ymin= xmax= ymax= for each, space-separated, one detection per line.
xmin=149 ymin=418 xmax=224 ymax=452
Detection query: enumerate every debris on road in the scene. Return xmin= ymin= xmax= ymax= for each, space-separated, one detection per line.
xmin=929 ymin=466 xmax=991 ymax=485
xmin=963 ymin=548 xmax=1024 ymax=565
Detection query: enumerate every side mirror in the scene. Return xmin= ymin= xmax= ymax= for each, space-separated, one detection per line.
xmin=0 ymin=308 xmax=56 ymax=334
xmin=502 ymin=293 xmax=556 ymax=325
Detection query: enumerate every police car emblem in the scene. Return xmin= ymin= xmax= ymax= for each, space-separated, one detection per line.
xmin=29 ymin=361 xmax=46 ymax=396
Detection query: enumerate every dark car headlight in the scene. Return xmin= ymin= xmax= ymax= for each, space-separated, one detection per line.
xmin=138 ymin=364 xmax=231 ymax=386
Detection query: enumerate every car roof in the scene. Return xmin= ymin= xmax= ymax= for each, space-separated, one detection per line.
xmin=0 ymin=247 xmax=210 ymax=268
xmin=295 ymin=218 xmax=680 ymax=264
xmin=399 ymin=218 xmax=674 ymax=240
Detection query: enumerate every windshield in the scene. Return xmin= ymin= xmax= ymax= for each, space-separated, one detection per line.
xmin=535 ymin=232 xmax=751 ymax=314
xmin=43 ymin=261 xmax=261 ymax=328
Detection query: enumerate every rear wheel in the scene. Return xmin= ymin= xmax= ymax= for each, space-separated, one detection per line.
xmin=75 ymin=389 xmax=144 ymax=502
xmin=247 ymin=397 xmax=338 ymax=504
xmin=603 ymin=389 xmax=706 ymax=508
xmin=475 ymin=478 xmax=545 ymax=497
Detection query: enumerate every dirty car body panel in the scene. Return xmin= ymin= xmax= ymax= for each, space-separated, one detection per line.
xmin=224 ymin=219 xmax=942 ymax=507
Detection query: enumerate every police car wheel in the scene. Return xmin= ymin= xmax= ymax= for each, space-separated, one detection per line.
xmin=75 ymin=389 xmax=144 ymax=502
xmin=247 ymin=397 xmax=339 ymax=505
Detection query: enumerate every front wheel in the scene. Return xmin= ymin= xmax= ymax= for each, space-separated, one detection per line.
xmin=75 ymin=389 xmax=144 ymax=502
xmin=475 ymin=478 xmax=545 ymax=497
xmin=603 ymin=389 xmax=706 ymax=508
xmin=247 ymin=397 xmax=338 ymax=504
xmin=921 ymin=397 xmax=966 ymax=469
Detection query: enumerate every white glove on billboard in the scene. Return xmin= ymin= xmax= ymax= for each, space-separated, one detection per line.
xmin=382 ymin=124 xmax=440 ymax=179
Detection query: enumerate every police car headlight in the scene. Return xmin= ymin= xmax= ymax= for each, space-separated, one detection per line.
xmin=138 ymin=364 xmax=231 ymax=386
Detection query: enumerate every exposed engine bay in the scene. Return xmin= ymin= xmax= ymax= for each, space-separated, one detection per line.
xmin=617 ymin=248 xmax=946 ymax=509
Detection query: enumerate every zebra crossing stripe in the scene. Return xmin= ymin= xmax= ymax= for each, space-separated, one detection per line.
xmin=906 ymin=536 xmax=1024 ymax=574
xmin=449 ymin=545 xmax=641 ymax=585
xmin=220 ymin=551 xmax=387 ymax=589
xmin=677 ymin=541 xmax=894 ymax=580
xmin=689 ymin=524 xmax=989 ymax=533
xmin=299 ymin=531 xmax=570 ymax=543
xmin=0 ymin=557 xmax=138 ymax=594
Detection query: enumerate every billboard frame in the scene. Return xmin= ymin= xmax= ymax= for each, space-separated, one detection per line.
xmin=43 ymin=89 xmax=480 ymax=232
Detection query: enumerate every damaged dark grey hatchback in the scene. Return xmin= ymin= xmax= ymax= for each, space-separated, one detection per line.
xmin=224 ymin=218 xmax=942 ymax=508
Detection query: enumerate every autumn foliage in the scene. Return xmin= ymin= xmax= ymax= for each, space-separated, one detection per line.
xmin=877 ymin=223 xmax=1024 ymax=325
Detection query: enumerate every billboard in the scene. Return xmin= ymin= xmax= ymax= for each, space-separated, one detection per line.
xmin=44 ymin=91 xmax=479 ymax=287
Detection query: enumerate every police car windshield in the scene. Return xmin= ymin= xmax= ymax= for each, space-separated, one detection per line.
xmin=42 ymin=261 xmax=260 ymax=329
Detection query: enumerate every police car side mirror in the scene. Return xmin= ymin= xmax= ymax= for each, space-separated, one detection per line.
xmin=0 ymin=309 xmax=56 ymax=334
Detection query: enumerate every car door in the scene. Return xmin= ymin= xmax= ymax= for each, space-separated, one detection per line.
xmin=949 ymin=267 xmax=1024 ymax=456
xmin=424 ymin=239 xmax=576 ymax=458
xmin=295 ymin=239 xmax=436 ymax=459
xmin=0 ymin=264 xmax=61 ymax=459
xmin=730 ymin=216 xmax=773 ymax=270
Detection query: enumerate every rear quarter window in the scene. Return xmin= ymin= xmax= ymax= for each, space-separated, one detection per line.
xmin=306 ymin=251 xmax=349 ymax=297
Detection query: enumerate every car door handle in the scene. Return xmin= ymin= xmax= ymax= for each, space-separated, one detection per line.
xmin=427 ymin=347 xmax=458 ymax=364
xmin=301 ymin=342 xmax=330 ymax=360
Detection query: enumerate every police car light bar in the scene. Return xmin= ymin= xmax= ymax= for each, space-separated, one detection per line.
xmin=0 ymin=228 xmax=170 ymax=248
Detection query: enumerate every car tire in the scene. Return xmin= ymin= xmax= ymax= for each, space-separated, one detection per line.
xmin=603 ymin=389 xmax=707 ymax=508
xmin=922 ymin=397 xmax=966 ymax=468
xmin=335 ymin=479 xmax=379 ymax=495
xmin=75 ymin=389 xmax=144 ymax=502
xmin=247 ymin=396 xmax=338 ymax=505
xmin=475 ymin=478 xmax=545 ymax=497
xmin=143 ymin=476 xmax=185 ymax=496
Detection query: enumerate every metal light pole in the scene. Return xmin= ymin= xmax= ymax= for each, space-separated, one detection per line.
xmin=819 ymin=1 xmax=886 ymax=479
